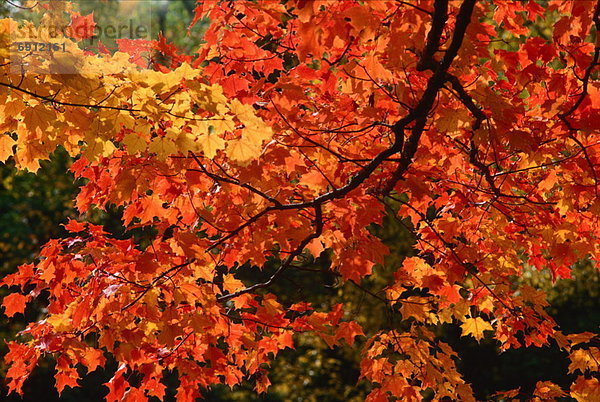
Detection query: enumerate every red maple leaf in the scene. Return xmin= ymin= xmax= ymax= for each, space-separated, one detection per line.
xmin=67 ymin=12 xmax=96 ymax=40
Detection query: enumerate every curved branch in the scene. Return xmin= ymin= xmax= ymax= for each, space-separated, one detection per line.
xmin=217 ymin=205 xmax=323 ymax=301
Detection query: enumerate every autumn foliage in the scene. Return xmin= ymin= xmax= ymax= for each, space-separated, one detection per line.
xmin=1 ymin=0 xmax=599 ymax=400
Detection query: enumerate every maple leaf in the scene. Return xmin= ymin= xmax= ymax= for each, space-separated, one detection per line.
xmin=495 ymin=388 xmax=521 ymax=399
xmin=399 ymin=296 xmax=430 ymax=321
xmin=122 ymin=133 xmax=147 ymax=155
xmin=82 ymin=348 xmax=106 ymax=373
xmin=149 ymin=136 xmax=178 ymax=161
xmin=117 ymin=38 xmax=156 ymax=65
xmin=2 ymin=293 xmax=29 ymax=317
xmin=566 ymin=332 xmax=596 ymax=347
xmin=56 ymin=370 xmax=80 ymax=395
xmin=335 ymin=321 xmax=364 ymax=346
xmin=106 ymin=366 xmax=129 ymax=401
xmin=4 ymin=342 xmax=39 ymax=395
xmin=571 ymin=376 xmax=600 ymax=402
xmin=0 ymin=134 xmax=15 ymax=162
xmin=63 ymin=219 xmax=86 ymax=233
xmin=67 ymin=13 xmax=96 ymax=40
xmin=533 ymin=381 xmax=567 ymax=399
xmin=197 ymin=132 xmax=225 ymax=159
xmin=461 ymin=317 xmax=493 ymax=341
xmin=254 ymin=370 xmax=271 ymax=394
xmin=226 ymin=138 xmax=262 ymax=166
xmin=568 ymin=348 xmax=600 ymax=374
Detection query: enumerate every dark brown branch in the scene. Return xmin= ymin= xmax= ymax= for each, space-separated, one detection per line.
xmin=323 ymin=36 xmax=356 ymax=66
xmin=416 ymin=0 xmax=448 ymax=71
xmin=0 ymin=81 xmax=139 ymax=112
xmin=271 ymin=100 xmax=365 ymax=167
xmin=121 ymin=259 xmax=195 ymax=311
xmin=384 ymin=194 xmax=519 ymax=316
xmin=558 ymin=0 xmax=600 ymax=122
xmin=221 ymin=312 xmax=303 ymax=332
xmin=397 ymin=0 xmax=433 ymax=16
xmin=557 ymin=0 xmax=600 ymax=195
xmin=217 ymin=205 xmax=323 ymax=301
xmin=382 ymin=0 xmax=477 ymax=195
xmin=204 ymin=0 xmax=478 ymax=299
xmin=189 ymin=152 xmax=283 ymax=206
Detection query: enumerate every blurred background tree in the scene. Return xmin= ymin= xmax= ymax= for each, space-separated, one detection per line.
xmin=1 ymin=1 xmax=598 ymax=400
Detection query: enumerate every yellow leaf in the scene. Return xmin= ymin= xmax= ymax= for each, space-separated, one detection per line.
xmin=22 ymin=103 xmax=55 ymax=131
xmin=149 ymin=136 xmax=177 ymax=161
xmin=210 ymin=116 xmax=236 ymax=135
xmin=122 ymin=132 xmax=147 ymax=154
xmin=226 ymin=137 xmax=261 ymax=166
xmin=2 ymin=99 xmax=25 ymax=117
xmin=47 ymin=50 xmax=86 ymax=75
xmin=0 ymin=134 xmax=16 ymax=162
xmin=47 ymin=314 xmax=71 ymax=332
xmin=149 ymin=70 xmax=182 ymax=92
xmin=198 ymin=133 xmax=225 ymax=159
xmin=169 ymin=92 xmax=193 ymax=117
xmin=164 ymin=127 xmax=196 ymax=155
xmin=174 ymin=131 xmax=197 ymax=154
xmin=174 ymin=62 xmax=198 ymax=81
xmin=132 ymin=86 xmax=160 ymax=115
xmin=83 ymin=136 xmax=115 ymax=162
xmin=136 ymin=120 xmax=153 ymax=136
xmin=208 ymin=84 xmax=228 ymax=107
xmin=230 ymin=99 xmax=258 ymax=125
xmin=461 ymin=317 xmax=493 ymax=340
xmin=187 ymin=82 xmax=228 ymax=114
xmin=477 ymin=295 xmax=495 ymax=313
xmin=222 ymin=274 xmax=244 ymax=293
xmin=14 ymin=127 xmax=47 ymax=172
xmin=452 ymin=300 xmax=470 ymax=321
xmin=243 ymin=124 xmax=273 ymax=144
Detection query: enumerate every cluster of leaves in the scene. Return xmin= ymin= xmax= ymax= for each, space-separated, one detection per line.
xmin=1 ymin=0 xmax=599 ymax=400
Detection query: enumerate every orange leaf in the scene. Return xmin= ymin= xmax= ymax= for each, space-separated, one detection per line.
xmin=2 ymin=293 xmax=29 ymax=317
xmin=335 ymin=321 xmax=364 ymax=346
xmin=68 ymin=13 xmax=96 ymax=40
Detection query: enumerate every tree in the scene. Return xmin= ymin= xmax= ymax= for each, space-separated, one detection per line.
xmin=1 ymin=0 xmax=599 ymax=400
